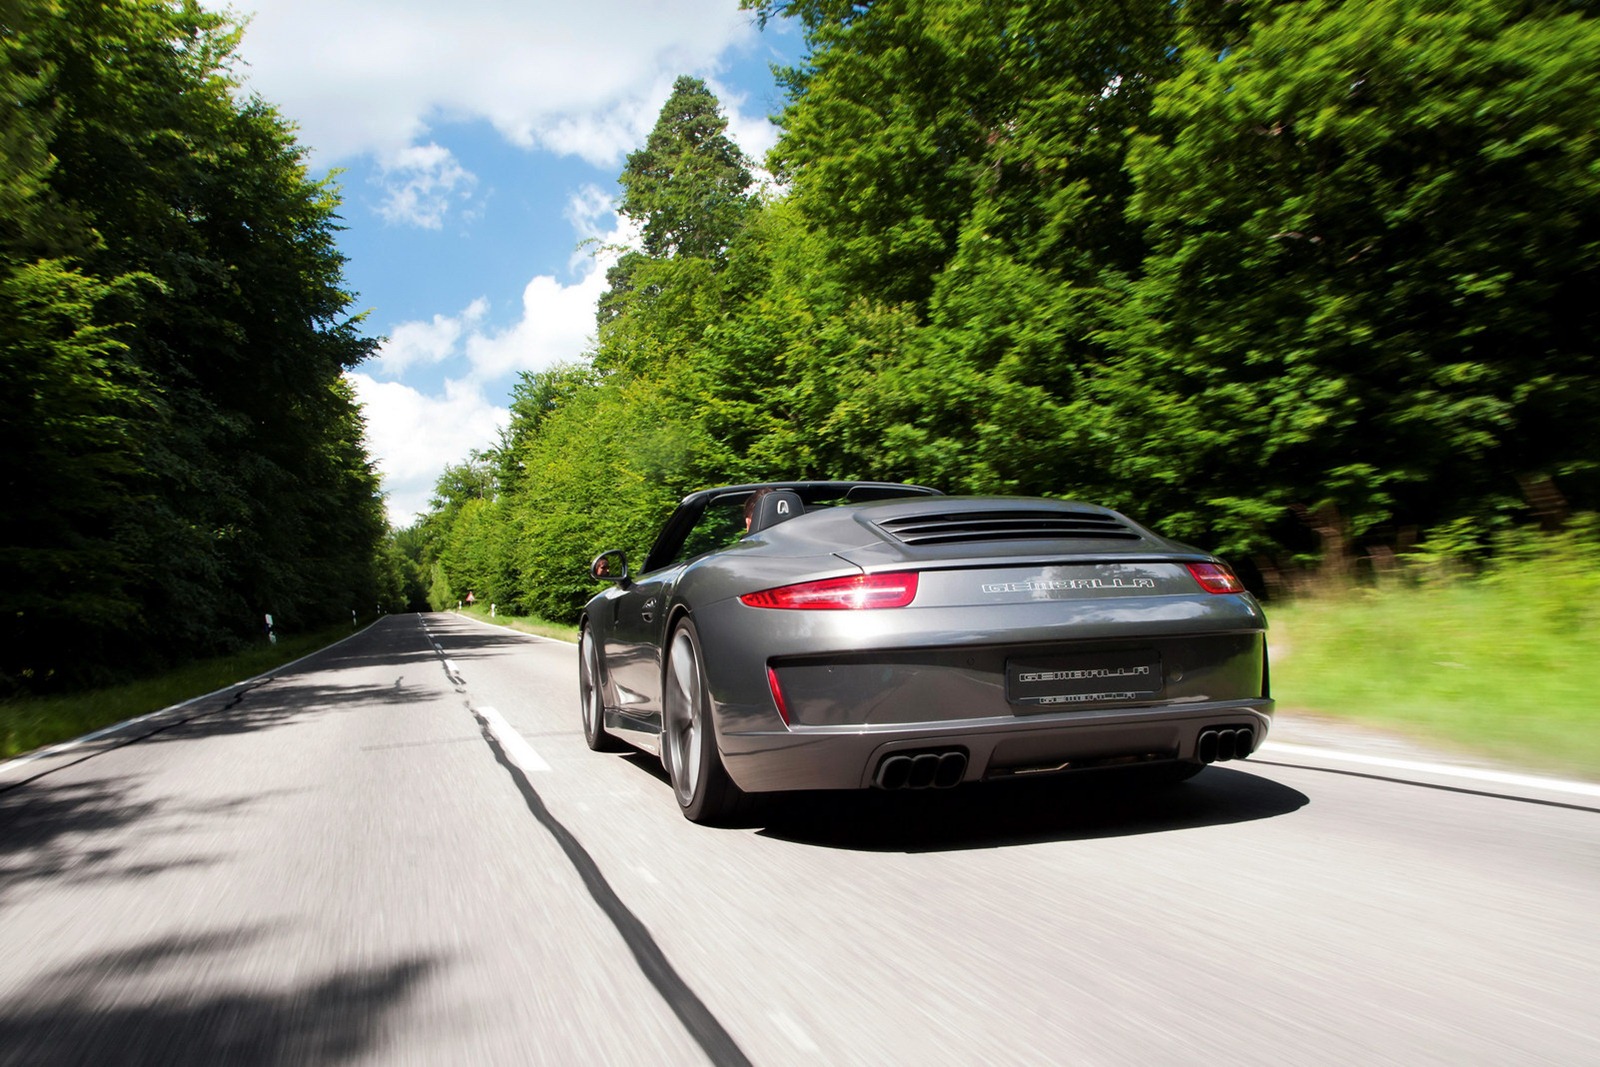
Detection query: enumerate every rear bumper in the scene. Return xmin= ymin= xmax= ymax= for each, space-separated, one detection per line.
xmin=718 ymin=699 xmax=1274 ymax=792
xmin=692 ymin=586 xmax=1272 ymax=792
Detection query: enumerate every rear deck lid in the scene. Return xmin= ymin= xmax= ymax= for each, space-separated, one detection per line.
xmin=835 ymin=496 xmax=1190 ymax=569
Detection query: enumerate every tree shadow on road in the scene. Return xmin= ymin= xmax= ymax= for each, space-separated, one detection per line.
xmin=139 ymin=677 xmax=444 ymax=744
xmin=0 ymin=925 xmax=438 ymax=1066
xmin=316 ymin=627 xmax=536 ymax=669
xmin=263 ymin=614 xmax=537 ymax=691
xmin=100 ymin=614 xmax=536 ymax=747
xmin=0 ymin=775 xmax=280 ymax=911
xmin=754 ymin=765 xmax=1309 ymax=852
xmin=0 ymin=616 xmax=529 ymax=912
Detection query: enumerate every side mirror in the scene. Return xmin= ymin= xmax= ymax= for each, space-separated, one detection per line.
xmin=590 ymin=549 xmax=629 ymax=583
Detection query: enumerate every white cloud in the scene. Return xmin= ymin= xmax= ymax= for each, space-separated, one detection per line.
xmin=565 ymin=183 xmax=648 ymax=262
xmin=564 ymin=183 xmax=619 ymax=236
xmin=224 ymin=1 xmax=768 ymax=165
xmin=350 ymin=373 xmax=508 ymax=527
xmin=463 ymin=270 xmax=606 ymax=382
xmin=355 ymin=282 xmax=588 ymax=523
xmin=353 ymin=192 xmax=630 ymax=524
xmin=372 ymin=298 xmax=488 ymax=378
xmin=373 ymin=143 xmax=477 ymax=228
xmin=215 ymin=3 xmax=791 ymax=525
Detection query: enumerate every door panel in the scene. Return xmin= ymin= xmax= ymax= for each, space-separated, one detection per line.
xmin=603 ymin=566 xmax=680 ymax=725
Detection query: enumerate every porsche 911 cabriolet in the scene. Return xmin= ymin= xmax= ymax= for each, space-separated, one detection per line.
xmin=579 ymin=482 xmax=1272 ymax=823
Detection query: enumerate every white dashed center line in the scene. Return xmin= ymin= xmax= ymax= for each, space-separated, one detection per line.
xmin=476 ymin=706 xmax=551 ymax=773
xmin=769 ymin=1010 xmax=821 ymax=1052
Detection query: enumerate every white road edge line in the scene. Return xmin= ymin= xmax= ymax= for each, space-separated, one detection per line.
xmin=477 ymin=706 xmax=552 ymax=773
xmin=1257 ymin=741 xmax=1600 ymax=798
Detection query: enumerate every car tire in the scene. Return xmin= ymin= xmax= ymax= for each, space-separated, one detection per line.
xmin=579 ymin=624 xmax=624 ymax=752
xmin=661 ymin=619 xmax=747 ymax=825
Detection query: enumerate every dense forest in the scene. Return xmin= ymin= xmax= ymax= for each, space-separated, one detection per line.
xmin=413 ymin=0 xmax=1599 ymax=621
xmin=13 ymin=0 xmax=1589 ymax=678
xmin=1 ymin=0 xmax=400 ymax=691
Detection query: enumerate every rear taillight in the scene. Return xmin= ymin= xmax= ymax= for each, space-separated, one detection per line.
xmin=1187 ymin=562 xmax=1245 ymax=594
xmin=740 ymin=572 xmax=919 ymax=610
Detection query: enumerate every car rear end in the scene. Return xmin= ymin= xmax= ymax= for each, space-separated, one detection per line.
xmin=692 ymin=498 xmax=1273 ymax=792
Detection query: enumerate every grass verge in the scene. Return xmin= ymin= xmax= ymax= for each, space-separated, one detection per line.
xmin=453 ymin=606 xmax=579 ymax=643
xmin=0 ymin=626 xmax=357 ymax=761
xmin=1268 ymin=529 xmax=1600 ymax=779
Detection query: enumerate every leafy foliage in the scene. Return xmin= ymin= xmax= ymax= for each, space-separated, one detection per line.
xmin=1 ymin=0 xmax=390 ymax=691
xmin=617 ymin=75 xmax=758 ymax=263
xmin=412 ymin=0 xmax=1600 ymax=621
xmin=1100 ymin=0 xmax=1600 ymax=555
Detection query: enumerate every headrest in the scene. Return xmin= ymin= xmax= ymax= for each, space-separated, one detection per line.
xmin=749 ymin=490 xmax=805 ymax=534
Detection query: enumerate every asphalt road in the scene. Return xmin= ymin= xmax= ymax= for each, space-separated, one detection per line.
xmin=2 ymin=613 xmax=1596 ymax=1066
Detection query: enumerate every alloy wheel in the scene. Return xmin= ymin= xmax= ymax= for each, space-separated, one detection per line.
xmin=580 ymin=629 xmax=602 ymax=744
xmin=663 ymin=627 xmax=704 ymax=805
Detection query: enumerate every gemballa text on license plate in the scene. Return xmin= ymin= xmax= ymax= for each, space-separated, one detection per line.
xmin=1006 ymin=649 xmax=1163 ymax=708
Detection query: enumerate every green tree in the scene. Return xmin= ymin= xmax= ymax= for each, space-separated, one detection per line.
xmin=617 ymin=75 xmax=758 ymax=263
xmin=1102 ymin=0 xmax=1600 ymax=557
xmin=388 ymin=523 xmax=433 ymax=611
xmin=1 ymin=0 xmax=386 ymax=688
xmin=744 ymin=0 xmax=1179 ymax=494
xmin=501 ymin=370 xmax=733 ymax=619
xmin=423 ymin=0 xmax=1600 ymax=608
xmin=754 ymin=0 xmax=985 ymax=307
xmin=599 ymin=77 xmax=759 ymax=380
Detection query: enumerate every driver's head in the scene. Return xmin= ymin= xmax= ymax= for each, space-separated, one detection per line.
xmin=743 ymin=487 xmax=774 ymax=531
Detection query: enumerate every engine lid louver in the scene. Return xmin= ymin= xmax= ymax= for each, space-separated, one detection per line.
xmin=873 ymin=510 xmax=1142 ymax=546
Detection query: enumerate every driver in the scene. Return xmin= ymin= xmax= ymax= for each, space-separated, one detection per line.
xmin=742 ymin=487 xmax=774 ymax=533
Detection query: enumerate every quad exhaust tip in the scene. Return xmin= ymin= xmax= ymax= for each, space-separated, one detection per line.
xmin=874 ymin=731 xmax=1250 ymax=787
xmin=1197 ymin=726 xmax=1254 ymax=765
xmin=875 ymin=750 xmax=967 ymax=790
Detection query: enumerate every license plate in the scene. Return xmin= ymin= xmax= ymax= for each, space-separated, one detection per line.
xmin=1007 ymin=650 xmax=1163 ymax=708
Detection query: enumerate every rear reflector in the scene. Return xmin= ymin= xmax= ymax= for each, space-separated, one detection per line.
xmin=740 ymin=572 xmax=919 ymax=610
xmin=766 ymin=666 xmax=791 ymax=725
xmin=1187 ymin=562 xmax=1246 ymax=594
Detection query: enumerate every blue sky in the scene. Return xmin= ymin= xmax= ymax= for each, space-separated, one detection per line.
xmin=211 ymin=1 xmax=806 ymax=525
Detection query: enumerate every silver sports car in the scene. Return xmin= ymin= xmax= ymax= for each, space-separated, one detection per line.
xmin=579 ymin=482 xmax=1273 ymax=823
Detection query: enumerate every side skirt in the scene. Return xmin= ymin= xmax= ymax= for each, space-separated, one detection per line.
xmin=607 ymin=707 xmax=662 ymax=757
